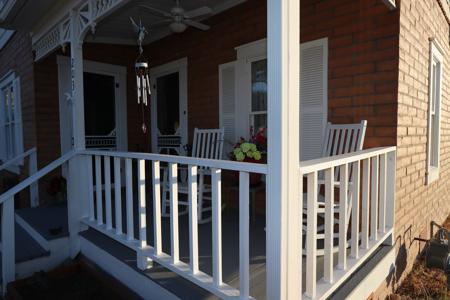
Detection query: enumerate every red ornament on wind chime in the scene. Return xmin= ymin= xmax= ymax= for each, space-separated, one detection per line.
xmin=131 ymin=17 xmax=151 ymax=133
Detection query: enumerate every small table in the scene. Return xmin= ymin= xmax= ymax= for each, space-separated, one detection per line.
xmin=230 ymin=182 xmax=265 ymax=224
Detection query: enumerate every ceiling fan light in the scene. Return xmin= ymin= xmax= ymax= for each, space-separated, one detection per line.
xmin=170 ymin=22 xmax=187 ymax=33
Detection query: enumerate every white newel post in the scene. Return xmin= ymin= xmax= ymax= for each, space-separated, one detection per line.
xmin=266 ymin=0 xmax=301 ymax=299
xmin=67 ymin=9 xmax=89 ymax=258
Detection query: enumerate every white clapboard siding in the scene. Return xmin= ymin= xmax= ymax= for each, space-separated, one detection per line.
xmin=219 ymin=62 xmax=236 ymax=157
xmin=300 ymin=38 xmax=328 ymax=161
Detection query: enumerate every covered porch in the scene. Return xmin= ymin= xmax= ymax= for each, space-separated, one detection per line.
xmin=1 ymin=0 xmax=397 ymax=299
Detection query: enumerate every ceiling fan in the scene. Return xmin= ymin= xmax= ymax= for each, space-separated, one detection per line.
xmin=139 ymin=0 xmax=213 ymax=33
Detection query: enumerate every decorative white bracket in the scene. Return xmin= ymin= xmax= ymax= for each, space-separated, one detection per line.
xmin=32 ymin=0 xmax=128 ymax=61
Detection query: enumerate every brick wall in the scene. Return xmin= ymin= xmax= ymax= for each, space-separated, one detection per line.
xmin=374 ymin=0 xmax=450 ymax=298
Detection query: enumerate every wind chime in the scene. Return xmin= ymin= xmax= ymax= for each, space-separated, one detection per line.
xmin=132 ymin=18 xmax=151 ymax=133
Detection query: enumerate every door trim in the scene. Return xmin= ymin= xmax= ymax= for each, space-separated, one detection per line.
xmin=57 ymin=56 xmax=128 ymax=153
xmin=149 ymin=57 xmax=188 ymax=153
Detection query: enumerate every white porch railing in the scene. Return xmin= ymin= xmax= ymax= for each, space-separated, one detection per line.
xmin=80 ymin=150 xmax=267 ymax=299
xmin=300 ymin=146 xmax=396 ymax=299
xmin=0 ymin=147 xmax=39 ymax=207
xmin=0 ymin=146 xmax=396 ymax=299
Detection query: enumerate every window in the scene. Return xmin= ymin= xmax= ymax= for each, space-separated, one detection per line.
xmin=0 ymin=72 xmax=23 ymax=166
xmin=426 ymin=41 xmax=443 ymax=184
xmin=250 ymin=59 xmax=267 ymax=133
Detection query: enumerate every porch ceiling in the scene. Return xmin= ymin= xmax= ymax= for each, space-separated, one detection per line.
xmin=85 ymin=0 xmax=246 ymax=45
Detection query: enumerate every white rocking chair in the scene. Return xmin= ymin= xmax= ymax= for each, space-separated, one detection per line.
xmin=302 ymin=120 xmax=367 ymax=255
xmin=161 ymin=128 xmax=225 ymax=224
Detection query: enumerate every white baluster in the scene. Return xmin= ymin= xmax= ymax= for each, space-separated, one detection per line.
xmin=114 ymin=157 xmax=122 ymax=235
xmin=87 ymin=156 xmax=95 ymax=221
xmin=104 ymin=156 xmax=112 ymax=230
xmin=370 ymin=156 xmax=379 ymax=241
xmin=212 ymin=168 xmax=222 ymax=287
xmin=324 ymin=168 xmax=334 ymax=283
xmin=379 ymin=154 xmax=387 ymax=234
xmin=385 ymin=151 xmax=396 ymax=245
xmin=2 ymin=197 xmax=15 ymax=295
xmin=169 ymin=163 xmax=179 ymax=264
xmin=361 ymin=158 xmax=370 ymax=249
xmin=338 ymin=164 xmax=348 ymax=270
xmin=306 ymin=171 xmax=318 ymax=298
xmin=351 ymin=161 xmax=360 ymax=258
xmin=95 ymin=156 xmax=103 ymax=225
xmin=29 ymin=150 xmax=39 ymax=207
xmin=239 ymin=172 xmax=250 ymax=299
xmin=137 ymin=159 xmax=151 ymax=270
xmin=188 ymin=165 xmax=199 ymax=274
xmin=152 ymin=161 xmax=162 ymax=256
xmin=126 ymin=158 xmax=134 ymax=240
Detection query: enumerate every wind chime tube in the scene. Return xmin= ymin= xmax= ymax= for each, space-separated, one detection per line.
xmin=136 ymin=74 xmax=141 ymax=104
xmin=142 ymin=75 xmax=147 ymax=106
xmin=146 ymin=74 xmax=151 ymax=96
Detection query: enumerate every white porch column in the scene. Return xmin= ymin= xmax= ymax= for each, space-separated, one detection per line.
xmin=266 ymin=0 xmax=301 ymax=299
xmin=67 ymin=9 xmax=89 ymax=258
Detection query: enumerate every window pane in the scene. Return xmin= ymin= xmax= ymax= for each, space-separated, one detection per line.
xmin=252 ymin=114 xmax=267 ymax=132
xmin=251 ymin=59 xmax=267 ymax=112
xmin=9 ymin=85 xmax=14 ymax=122
xmin=3 ymin=87 xmax=9 ymax=123
xmin=431 ymin=63 xmax=437 ymax=112
xmin=431 ymin=115 xmax=438 ymax=167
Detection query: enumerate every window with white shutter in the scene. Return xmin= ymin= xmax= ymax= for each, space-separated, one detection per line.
xmin=230 ymin=38 xmax=328 ymax=161
xmin=219 ymin=62 xmax=237 ymax=158
xmin=0 ymin=72 xmax=23 ymax=167
xmin=426 ymin=40 xmax=443 ymax=184
xmin=300 ymin=38 xmax=328 ymax=161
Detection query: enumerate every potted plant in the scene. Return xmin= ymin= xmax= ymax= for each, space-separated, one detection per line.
xmin=230 ymin=127 xmax=267 ymax=186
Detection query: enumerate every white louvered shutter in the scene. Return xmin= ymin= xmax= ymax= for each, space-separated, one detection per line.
xmin=13 ymin=77 xmax=24 ymax=163
xmin=219 ymin=62 xmax=236 ymax=158
xmin=300 ymin=39 xmax=328 ymax=161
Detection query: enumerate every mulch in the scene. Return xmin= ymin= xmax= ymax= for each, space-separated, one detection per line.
xmin=389 ymin=215 xmax=450 ymax=300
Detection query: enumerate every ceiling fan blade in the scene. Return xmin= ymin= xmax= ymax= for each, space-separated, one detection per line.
xmin=139 ymin=5 xmax=172 ymax=18
xmin=183 ymin=19 xmax=210 ymax=31
xmin=150 ymin=19 xmax=172 ymax=29
xmin=184 ymin=6 xmax=212 ymax=18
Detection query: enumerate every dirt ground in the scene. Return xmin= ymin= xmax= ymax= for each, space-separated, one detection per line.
xmin=389 ymin=216 xmax=450 ymax=300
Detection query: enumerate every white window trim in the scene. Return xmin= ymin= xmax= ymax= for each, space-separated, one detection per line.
xmin=235 ymin=39 xmax=267 ymax=139
xmin=0 ymin=70 xmax=23 ymax=173
xmin=0 ymin=29 xmax=14 ymax=50
xmin=426 ymin=40 xmax=444 ymax=184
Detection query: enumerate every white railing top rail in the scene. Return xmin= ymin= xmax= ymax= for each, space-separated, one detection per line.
xmin=300 ymin=146 xmax=396 ymax=174
xmin=81 ymin=150 xmax=268 ymax=174
xmin=0 ymin=147 xmax=37 ymax=172
xmin=0 ymin=150 xmax=76 ymax=204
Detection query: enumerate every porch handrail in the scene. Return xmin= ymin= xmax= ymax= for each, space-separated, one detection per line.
xmin=300 ymin=146 xmax=396 ymax=174
xmin=0 ymin=150 xmax=76 ymax=204
xmin=82 ymin=150 xmax=268 ymax=174
xmin=0 ymin=147 xmax=36 ymax=172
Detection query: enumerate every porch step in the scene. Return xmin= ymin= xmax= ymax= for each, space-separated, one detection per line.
xmin=15 ymin=205 xmax=68 ymax=241
xmin=0 ymin=223 xmax=50 ymax=265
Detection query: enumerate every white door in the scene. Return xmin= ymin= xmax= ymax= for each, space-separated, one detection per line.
xmin=150 ymin=58 xmax=188 ymax=154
